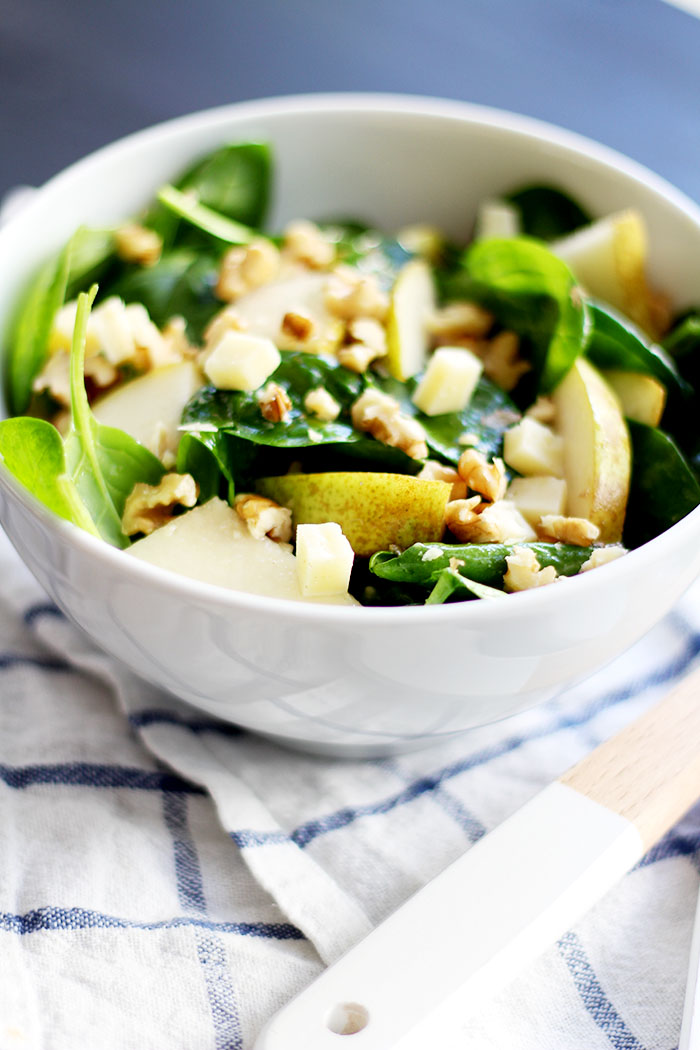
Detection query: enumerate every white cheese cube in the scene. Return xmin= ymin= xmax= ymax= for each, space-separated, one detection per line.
xmin=295 ymin=522 xmax=354 ymax=597
xmin=506 ymin=476 xmax=568 ymax=526
xmin=90 ymin=296 xmax=136 ymax=365
xmin=411 ymin=346 xmax=483 ymax=416
xmin=203 ymin=330 xmax=281 ymax=391
xmin=473 ymin=199 xmax=521 ymax=240
xmin=503 ymin=417 xmax=564 ymax=477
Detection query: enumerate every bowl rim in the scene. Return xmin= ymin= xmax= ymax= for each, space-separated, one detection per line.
xmin=2 ymin=90 xmax=700 ymax=626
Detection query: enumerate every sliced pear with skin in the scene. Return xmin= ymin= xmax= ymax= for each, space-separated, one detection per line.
xmin=552 ymin=357 xmax=631 ymax=542
xmin=231 ymin=271 xmax=344 ymax=353
xmin=128 ymin=497 xmax=358 ymax=605
xmin=385 ymin=258 xmax=436 ymax=381
xmin=92 ymin=359 xmax=202 ymax=461
xmin=601 ymin=369 xmax=666 ymax=427
xmin=257 ymin=472 xmax=452 ymax=556
xmin=551 ymin=209 xmax=658 ymax=336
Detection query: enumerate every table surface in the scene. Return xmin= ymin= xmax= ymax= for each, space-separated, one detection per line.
xmin=3 ymin=0 xmax=700 ymax=207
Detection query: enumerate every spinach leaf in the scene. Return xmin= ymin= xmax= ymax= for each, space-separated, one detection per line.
xmin=65 ymin=227 xmax=117 ymax=300
xmin=425 ymin=568 xmax=508 ymax=604
xmin=0 ymin=416 xmax=97 ymax=534
xmin=157 ymin=184 xmax=257 ymax=246
xmin=586 ymin=300 xmax=690 ymax=397
xmin=624 ymin=420 xmax=700 ymax=547
xmin=176 ymin=142 xmax=271 ymax=228
xmin=376 ymin=373 xmax=519 ymax=466
xmin=63 ymin=287 xmax=165 ymax=547
xmin=176 ymin=430 xmax=237 ymax=503
xmin=505 ymin=185 xmax=591 ymax=241
xmin=448 ymin=237 xmax=592 ymax=393
xmin=369 ymin=541 xmax=594 ymax=589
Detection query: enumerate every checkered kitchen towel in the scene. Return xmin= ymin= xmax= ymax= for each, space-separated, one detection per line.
xmin=1 ymin=516 xmax=700 ymax=1050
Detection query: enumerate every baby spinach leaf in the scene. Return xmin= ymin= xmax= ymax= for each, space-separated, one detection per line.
xmin=157 ymin=184 xmax=257 ymax=246
xmin=8 ymin=245 xmax=70 ymax=414
xmin=505 ymin=185 xmax=591 ymax=241
xmin=448 ymin=236 xmax=592 ymax=393
xmin=0 ymin=416 xmax=97 ymax=534
xmin=425 ymin=568 xmax=508 ymax=604
xmin=586 ymin=300 xmax=690 ymax=397
xmin=63 ymin=287 xmax=165 ymax=547
xmin=624 ymin=420 xmax=700 ymax=547
xmin=176 ymin=430 xmax=238 ymax=503
xmin=176 ymin=142 xmax=271 ymax=229
xmin=369 ymin=541 xmax=594 ymax=589
xmin=64 ymin=227 xmax=117 ymax=300
xmin=375 ymin=373 xmax=520 ymax=466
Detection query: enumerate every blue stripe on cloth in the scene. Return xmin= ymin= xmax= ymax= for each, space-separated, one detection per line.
xmin=0 ymin=762 xmax=203 ymax=794
xmin=379 ymin=759 xmax=487 ymax=843
xmin=0 ymin=652 xmax=71 ymax=671
xmin=0 ymin=906 xmax=304 ymax=939
xmin=558 ymin=931 xmax=646 ymax=1050
xmin=23 ymin=602 xmax=65 ymax=625
xmin=162 ymin=791 xmax=243 ymax=1049
xmin=130 ymin=709 xmax=245 ymax=738
xmin=228 ymin=632 xmax=700 ymax=852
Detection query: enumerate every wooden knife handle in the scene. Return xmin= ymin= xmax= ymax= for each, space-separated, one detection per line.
xmin=561 ymin=662 xmax=700 ymax=850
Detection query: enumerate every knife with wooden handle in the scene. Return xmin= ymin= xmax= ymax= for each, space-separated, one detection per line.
xmin=254 ymin=665 xmax=700 ymax=1050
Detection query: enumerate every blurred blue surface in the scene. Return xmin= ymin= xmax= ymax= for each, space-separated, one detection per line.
xmin=2 ymin=0 xmax=700 ymax=201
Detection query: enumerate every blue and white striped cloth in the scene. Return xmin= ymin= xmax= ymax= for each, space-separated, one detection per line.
xmin=1 ymin=517 xmax=699 ymax=1050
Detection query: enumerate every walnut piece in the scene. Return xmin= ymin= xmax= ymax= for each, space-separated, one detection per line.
xmin=114 ymin=223 xmax=162 ymax=267
xmin=539 ymin=514 xmax=600 ymax=546
xmin=234 ymin=494 xmax=292 ymax=542
xmin=350 ymin=388 xmax=427 ymax=460
xmin=479 ymin=331 xmax=531 ymax=392
xmin=257 ymin=382 xmax=292 ymax=423
xmin=282 ymin=220 xmax=336 ymax=269
xmin=428 ymin=301 xmax=494 ymax=341
xmin=504 ymin=545 xmax=559 ymax=592
xmin=122 ymin=474 xmax=198 ymax=536
xmin=445 ymin=500 xmax=535 ymax=544
xmin=417 ymin=460 xmax=467 ymax=500
xmin=457 ymin=448 xmax=507 ymax=503
xmin=325 ymin=267 xmax=389 ymax=322
xmin=216 ymin=238 xmax=280 ymax=301
xmin=579 ymin=545 xmax=628 ymax=572
xmin=281 ymin=311 xmax=314 ymax=343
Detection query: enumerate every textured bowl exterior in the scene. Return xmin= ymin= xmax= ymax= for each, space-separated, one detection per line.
xmin=2 ymin=94 xmax=700 ymax=756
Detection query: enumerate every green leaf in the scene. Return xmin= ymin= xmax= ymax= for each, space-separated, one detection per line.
xmin=425 ymin=568 xmax=508 ymax=604
xmin=624 ymin=420 xmax=700 ymax=547
xmin=449 ymin=236 xmax=593 ymax=393
xmin=63 ymin=287 xmax=165 ymax=547
xmin=323 ymin=223 xmax=413 ymax=288
xmin=176 ymin=142 xmax=272 ymax=228
xmin=369 ymin=541 xmax=594 ymax=589
xmin=157 ymin=184 xmax=257 ymax=245
xmin=586 ymin=300 xmax=690 ymax=397
xmin=505 ymin=185 xmax=591 ymax=241
xmin=375 ymin=373 xmax=520 ymax=466
xmin=0 ymin=416 xmax=97 ymax=534
xmin=65 ymin=226 xmax=117 ymax=300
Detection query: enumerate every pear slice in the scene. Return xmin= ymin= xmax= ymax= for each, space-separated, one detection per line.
xmin=552 ymin=357 xmax=631 ymax=542
xmin=92 ymin=360 xmax=202 ymax=461
xmin=257 ymin=471 xmax=452 ymax=556
xmin=551 ymin=209 xmax=658 ymax=335
xmin=385 ymin=259 xmax=436 ymax=380
xmin=231 ymin=272 xmax=344 ymax=353
xmin=128 ymin=497 xmax=358 ymax=605
xmin=600 ymin=369 xmax=666 ymax=427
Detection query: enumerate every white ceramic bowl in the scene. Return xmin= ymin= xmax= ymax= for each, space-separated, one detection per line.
xmin=2 ymin=94 xmax=700 ymax=757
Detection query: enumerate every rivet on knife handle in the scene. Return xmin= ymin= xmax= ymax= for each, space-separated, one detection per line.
xmin=254 ymin=665 xmax=700 ymax=1050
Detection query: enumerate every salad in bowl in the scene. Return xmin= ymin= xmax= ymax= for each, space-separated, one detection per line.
xmin=2 ymin=139 xmax=699 ymax=609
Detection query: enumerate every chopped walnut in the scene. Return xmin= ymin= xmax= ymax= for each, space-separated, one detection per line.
xmin=281 ymin=311 xmax=314 ymax=343
xmin=32 ymin=352 xmax=71 ymax=406
xmin=428 ymin=301 xmax=494 ymax=341
xmin=417 ymin=460 xmax=467 ymax=500
xmin=304 ymin=386 xmax=341 ymax=422
xmin=503 ymin=545 xmax=558 ymax=592
xmin=234 ymin=493 xmax=292 ymax=542
xmin=122 ymin=473 xmax=198 ymax=536
xmin=84 ymin=353 xmax=119 ymax=389
xmin=257 ymin=382 xmax=292 ymax=423
xmin=446 ymin=500 xmax=535 ymax=544
xmin=162 ymin=316 xmax=196 ymax=359
xmin=580 ymin=545 xmax=628 ymax=572
xmin=539 ymin=514 xmax=600 ymax=546
xmin=457 ymin=448 xmax=507 ymax=503
xmin=215 ymin=238 xmax=281 ymax=301
xmin=337 ymin=344 xmax=379 ymax=374
xmin=114 ymin=223 xmax=162 ymax=267
xmin=283 ymin=220 xmax=336 ymax=269
xmin=350 ymin=388 xmax=428 ymax=460
xmin=325 ymin=267 xmax=389 ymax=322
xmin=125 ymin=303 xmax=181 ymax=370
xmin=480 ymin=331 xmax=531 ymax=392
xmin=526 ymin=395 xmax=556 ymax=424
xmin=347 ymin=317 xmax=387 ymax=355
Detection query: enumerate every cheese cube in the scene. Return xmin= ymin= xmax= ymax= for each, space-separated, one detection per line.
xmin=506 ymin=476 xmax=568 ymax=526
xmin=503 ymin=417 xmax=564 ymax=477
xmin=479 ymin=500 xmax=537 ymax=542
xmin=411 ymin=346 xmax=483 ymax=416
xmin=203 ymin=331 xmax=281 ymax=391
xmin=295 ymin=522 xmax=354 ymax=597
xmin=473 ymin=199 xmax=521 ymax=240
